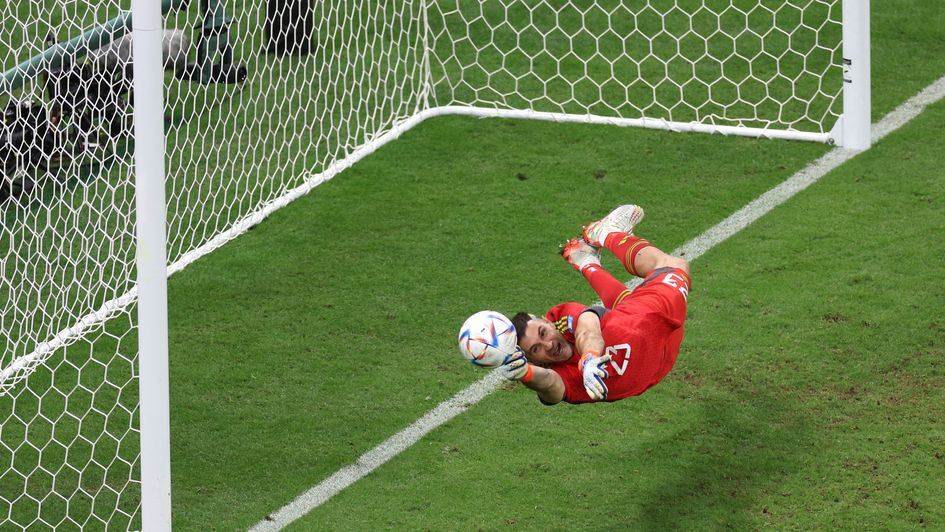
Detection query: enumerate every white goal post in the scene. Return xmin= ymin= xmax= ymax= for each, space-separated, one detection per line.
xmin=841 ymin=0 xmax=871 ymax=150
xmin=0 ymin=1 xmax=869 ymax=529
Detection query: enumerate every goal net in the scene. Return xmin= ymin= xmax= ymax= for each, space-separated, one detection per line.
xmin=426 ymin=0 xmax=848 ymax=142
xmin=0 ymin=0 xmax=863 ymax=528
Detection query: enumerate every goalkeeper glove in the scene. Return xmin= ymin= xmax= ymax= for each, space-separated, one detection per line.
xmin=579 ymin=351 xmax=612 ymax=400
xmin=500 ymin=350 xmax=534 ymax=383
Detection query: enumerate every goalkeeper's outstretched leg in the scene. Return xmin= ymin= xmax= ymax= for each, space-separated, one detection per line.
xmin=561 ymin=204 xmax=690 ymax=308
xmin=583 ymin=204 xmax=690 ymax=279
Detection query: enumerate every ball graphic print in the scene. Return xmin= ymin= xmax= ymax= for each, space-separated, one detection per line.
xmin=457 ymin=310 xmax=519 ymax=367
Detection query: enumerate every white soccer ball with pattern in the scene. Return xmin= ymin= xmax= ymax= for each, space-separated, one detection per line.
xmin=457 ymin=310 xmax=519 ymax=368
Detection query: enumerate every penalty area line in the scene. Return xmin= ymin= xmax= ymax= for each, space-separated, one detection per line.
xmin=250 ymin=73 xmax=945 ymax=531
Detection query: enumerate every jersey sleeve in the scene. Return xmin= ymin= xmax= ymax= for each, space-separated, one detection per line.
xmin=544 ymin=302 xmax=608 ymax=345
xmin=548 ymin=362 xmax=593 ymax=404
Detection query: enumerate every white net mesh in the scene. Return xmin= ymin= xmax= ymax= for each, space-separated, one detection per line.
xmin=1 ymin=0 xmax=846 ymax=528
xmin=427 ymin=0 xmax=843 ymax=137
xmin=1 ymin=1 xmax=141 ymax=527
xmin=1 ymin=0 xmax=426 ymax=528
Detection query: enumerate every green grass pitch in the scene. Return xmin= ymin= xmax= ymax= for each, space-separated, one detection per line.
xmin=1 ymin=1 xmax=944 ymax=530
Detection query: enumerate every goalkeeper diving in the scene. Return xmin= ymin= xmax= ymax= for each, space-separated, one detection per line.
xmin=503 ymin=204 xmax=692 ymax=405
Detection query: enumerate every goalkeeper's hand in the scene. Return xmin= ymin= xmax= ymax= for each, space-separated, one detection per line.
xmin=499 ymin=350 xmax=533 ymax=382
xmin=579 ymin=351 xmax=612 ymax=400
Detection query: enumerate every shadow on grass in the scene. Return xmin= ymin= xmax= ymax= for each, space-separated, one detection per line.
xmin=629 ymin=385 xmax=810 ymax=529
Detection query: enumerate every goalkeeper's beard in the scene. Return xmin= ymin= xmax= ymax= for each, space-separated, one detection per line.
xmin=552 ymin=341 xmax=572 ymax=362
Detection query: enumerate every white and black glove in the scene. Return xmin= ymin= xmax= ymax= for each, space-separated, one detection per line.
xmin=499 ymin=350 xmax=533 ymax=382
xmin=579 ymin=351 xmax=612 ymax=400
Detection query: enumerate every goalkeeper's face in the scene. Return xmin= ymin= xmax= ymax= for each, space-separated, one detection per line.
xmin=519 ymin=318 xmax=573 ymax=365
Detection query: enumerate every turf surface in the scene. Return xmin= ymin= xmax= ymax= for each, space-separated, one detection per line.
xmin=1 ymin=1 xmax=944 ymax=530
xmin=285 ymin=84 xmax=945 ymax=532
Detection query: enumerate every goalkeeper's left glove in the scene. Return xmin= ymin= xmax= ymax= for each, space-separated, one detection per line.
xmin=579 ymin=351 xmax=612 ymax=400
xmin=499 ymin=350 xmax=534 ymax=383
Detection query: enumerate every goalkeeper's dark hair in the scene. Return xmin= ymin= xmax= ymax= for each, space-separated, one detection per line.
xmin=511 ymin=311 xmax=534 ymax=345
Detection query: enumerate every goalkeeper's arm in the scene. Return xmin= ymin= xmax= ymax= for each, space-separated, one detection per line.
xmin=573 ymin=310 xmax=605 ymax=359
xmin=573 ymin=310 xmax=611 ymax=400
xmin=501 ymin=353 xmax=565 ymax=405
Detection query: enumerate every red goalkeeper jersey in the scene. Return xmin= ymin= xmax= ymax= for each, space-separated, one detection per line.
xmin=545 ymin=267 xmax=690 ymax=404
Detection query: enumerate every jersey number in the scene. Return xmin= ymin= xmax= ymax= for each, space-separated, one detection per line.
xmin=605 ymin=343 xmax=631 ymax=376
xmin=662 ymin=273 xmax=690 ymax=301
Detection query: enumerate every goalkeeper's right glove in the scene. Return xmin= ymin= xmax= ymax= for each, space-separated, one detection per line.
xmin=579 ymin=351 xmax=612 ymax=401
xmin=500 ymin=350 xmax=534 ymax=383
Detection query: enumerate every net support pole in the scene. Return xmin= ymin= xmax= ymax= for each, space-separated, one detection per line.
xmin=419 ymin=0 xmax=434 ymax=110
xmin=132 ymin=0 xmax=172 ymax=529
xmin=841 ymin=0 xmax=871 ymax=150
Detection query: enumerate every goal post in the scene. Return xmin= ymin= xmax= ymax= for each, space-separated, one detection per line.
xmin=131 ymin=0 xmax=172 ymax=529
xmin=841 ymin=0 xmax=871 ymax=150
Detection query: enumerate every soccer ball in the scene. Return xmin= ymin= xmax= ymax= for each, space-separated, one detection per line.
xmin=457 ymin=310 xmax=520 ymax=368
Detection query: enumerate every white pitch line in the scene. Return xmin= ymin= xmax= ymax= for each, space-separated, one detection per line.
xmin=250 ymin=371 xmax=507 ymax=531
xmin=251 ymin=74 xmax=945 ymax=531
